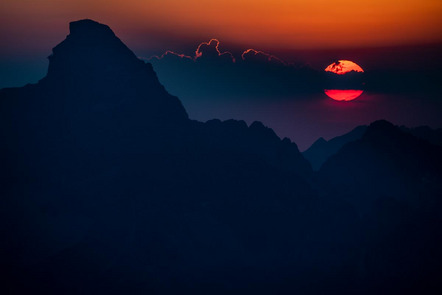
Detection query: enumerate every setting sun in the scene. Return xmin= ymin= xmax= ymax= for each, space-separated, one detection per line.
xmin=324 ymin=89 xmax=364 ymax=101
xmin=325 ymin=60 xmax=364 ymax=75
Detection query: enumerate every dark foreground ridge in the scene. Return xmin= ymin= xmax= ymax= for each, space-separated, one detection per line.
xmin=1 ymin=20 xmax=441 ymax=294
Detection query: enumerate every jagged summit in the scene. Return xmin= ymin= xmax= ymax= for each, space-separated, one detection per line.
xmin=46 ymin=19 xmax=145 ymax=84
xmin=362 ymin=119 xmax=407 ymax=143
xmin=30 ymin=19 xmax=190 ymax=124
xmin=69 ymin=19 xmax=116 ymax=38
xmin=367 ymin=119 xmax=395 ymax=131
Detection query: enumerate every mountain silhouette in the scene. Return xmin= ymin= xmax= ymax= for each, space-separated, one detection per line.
xmin=0 ymin=20 xmax=345 ymax=295
xmin=0 ymin=20 xmax=441 ymax=295
xmin=46 ymin=19 xmax=188 ymax=124
xmin=303 ymin=125 xmax=367 ymax=170
xmin=318 ymin=120 xmax=442 ymax=293
xmin=320 ymin=120 xmax=442 ymax=203
xmin=304 ymin=123 xmax=442 ymax=173
xmin=400 ymin=125 xmax=442 ymax=147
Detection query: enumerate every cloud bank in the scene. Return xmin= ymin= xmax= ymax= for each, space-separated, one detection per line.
xmin=147 ymin=39 xmax=441 ymax=102
xmin=148 ymin=39 xmax=323 ymax=100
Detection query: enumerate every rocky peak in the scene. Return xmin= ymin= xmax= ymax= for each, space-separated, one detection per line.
xmin=36 ymin=19 xmax=188 ymax=124
xmin=45 ymin=19 xmax=147 ymax=86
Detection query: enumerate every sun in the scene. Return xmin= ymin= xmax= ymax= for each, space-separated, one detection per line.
xmin=324 ymin=89 xmax=364 ymax=101
xmin=324 ymin=60 xmax=364 ymax=101
xmin=325 ymin=60 xmax=364 ymax=75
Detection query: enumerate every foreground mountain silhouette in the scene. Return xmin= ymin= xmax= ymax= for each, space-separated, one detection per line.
xmin=0 ymin=20 xmax=324 ymax=294
xmin=0 ymin=20 xmax=441 ymax=294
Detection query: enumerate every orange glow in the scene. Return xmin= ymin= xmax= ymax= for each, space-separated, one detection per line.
xmin=0 ymin=0 xmax=441 ymax=55
xmin=324 ymin=89 xmax=363 ymax=101
xmin=325 ymin=60 xmax=364 ymax=75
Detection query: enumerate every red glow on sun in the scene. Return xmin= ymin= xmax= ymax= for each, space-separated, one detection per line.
xmin=324 ymin=89 xmax=363 ymax=101
xmin=325 ymin=60 xmax=364 ymax=75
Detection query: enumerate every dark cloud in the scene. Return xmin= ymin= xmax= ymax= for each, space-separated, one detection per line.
xmin=328 ymin=61 xmax=343 ymax=73
xmin=195 ymin=39 xmax=236 ymax=63
xmin=148 ymin=39 xmax=323 ymax=100
xmin=149 ymin=39 xmax=235 ymax=64
xmin=149 ymin=50 xmax=193 ymax=61
xmin=147 ymin=39 xmax=442 ymax=103
xmin=241 ymin=49 xmax=286 ymax=65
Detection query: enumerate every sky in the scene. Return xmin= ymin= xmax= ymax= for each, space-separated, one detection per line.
xmin=0 ymin=0 xmax=441 ymax=149
xmin=1 ymin=0 xmax=441 ymax=86
xmin=1 ymin=0 xmax=441 ymax=57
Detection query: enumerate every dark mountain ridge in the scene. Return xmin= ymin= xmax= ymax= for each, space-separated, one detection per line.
xmin=0 ymin=19 xmax=441 ymax=295
xmin=399 ymin=125 xmax=442 ymax=147
xmin=0 ymin=20 xmax=329 ymax=295
xmin=320 ymin=120 xmax=442 ymax=202
xmin=317 ymin=120 xmax=442 ymax=292
xmin=304 ymin=123 xmax=442 ymax=171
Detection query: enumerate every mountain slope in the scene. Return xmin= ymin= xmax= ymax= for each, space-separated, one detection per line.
xmin=319 ymin=120 xmax=442 ymax=202
xmin=0 ymin=20 xmax=356 ymax=295
xmin=303 ymin=125 xmax=367 ymax=170
xmin=400 ymin=125 xmax=442 ymax=147
xmin=318 ymin=120 xmax=442 ymax=293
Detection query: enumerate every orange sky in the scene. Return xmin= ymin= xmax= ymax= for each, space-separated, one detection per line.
xmin=1 ymin=0 xmax=441 ymax=55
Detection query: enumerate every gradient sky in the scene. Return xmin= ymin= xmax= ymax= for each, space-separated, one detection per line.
xmin=1 ymin=0 xmax=441 ymax=54
xmin=1 ymin=0 xmax=441 ymax=149
xmin=1 ymin=0 xmax=441 ymax=88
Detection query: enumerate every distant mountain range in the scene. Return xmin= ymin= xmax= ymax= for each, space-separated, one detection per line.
xmin=320 ymin=120 xmax=442 ymax=206
xmin=302 ymin=126 xmax=442 ymax=171
xmin=303 ymin=123 xmax=442 ymax=170
xmin=303 ymin=125 xmax=368 ymax=170
xmin=1 ymin=19 xmax=441 ymax=295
